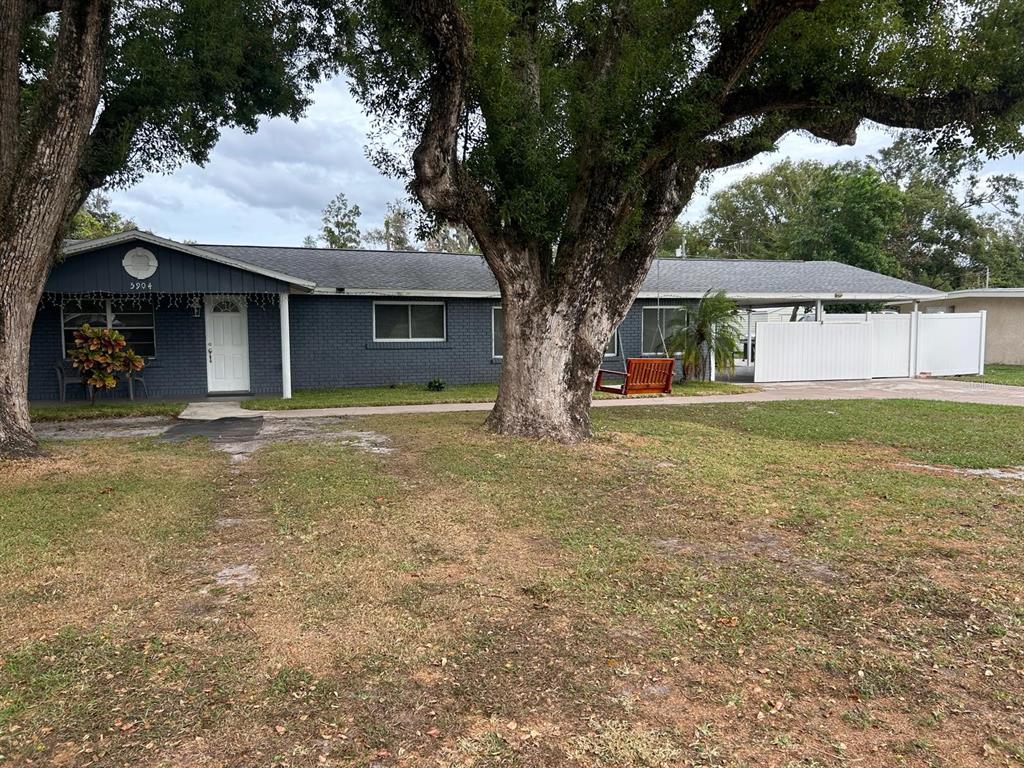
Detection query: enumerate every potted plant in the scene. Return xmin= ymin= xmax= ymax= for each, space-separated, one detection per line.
xmin=68 ymin=324 xmax=145 ymax=403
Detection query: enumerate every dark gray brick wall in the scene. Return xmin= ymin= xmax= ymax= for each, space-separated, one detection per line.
xmin=249 ymin=300 xmax=283 ymax=395
xmin=29 ymin=298 xmax=282 ymax=401
xmin=28 ymin=294 xmax=694 ymax=400
xmin=289 ymin=296 xmax=500 ymax=388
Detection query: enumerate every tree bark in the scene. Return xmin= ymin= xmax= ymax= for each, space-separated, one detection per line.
xmin=486 ymin=290 xmax=609 ymax=443
xmin=485 ymin=238 xmax=657 ymax=442
xmin=0 ymin=237 xmax=54 ymax=457
xmin=0 ymin=0 xmax=111 ymax=458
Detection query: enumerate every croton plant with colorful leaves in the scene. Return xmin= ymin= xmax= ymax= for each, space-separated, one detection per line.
xmin=68 ymin=324 xmax=145 ymax=401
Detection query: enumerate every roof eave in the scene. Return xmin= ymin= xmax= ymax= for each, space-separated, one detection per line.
xmin=636 ymin=291 xmax=943 ymax=301
xmin=313 ymin=287 xmax=502 ymax=298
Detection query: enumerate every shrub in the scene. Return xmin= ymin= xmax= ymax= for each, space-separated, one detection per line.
xmin=68 ymin=324 xmax=145 ymax=402
xmin=426 ymin=378 xmax=446 ymax=392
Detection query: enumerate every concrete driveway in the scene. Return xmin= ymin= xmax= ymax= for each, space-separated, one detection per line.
xmin=177 ymin=377 xmax=1023 ymax=421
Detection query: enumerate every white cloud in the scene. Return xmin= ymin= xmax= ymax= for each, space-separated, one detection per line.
xmin=108 ymin=77 xmax=406 ymax=246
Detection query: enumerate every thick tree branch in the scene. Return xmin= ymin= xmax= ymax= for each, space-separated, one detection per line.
xmin=723 ymin=82 xmax=1022 ymax=132
xmin=700 ymin=0 xmax=821 ymax=101
xmin=0 ymin=2 xmax=25 ymax=187
xmin=27 ymin=0 xmax=63 ymax=17
xmin=407 ymin=0 xmax=512 ymax=284
xmin=77 ymin=93 xmax=145 ymax=192
xmin=617 ymin=0 xmax=822 ymax=242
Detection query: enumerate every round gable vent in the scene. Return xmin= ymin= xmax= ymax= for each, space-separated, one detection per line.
xmin=122 ymin=247 xmax=158 ymax=279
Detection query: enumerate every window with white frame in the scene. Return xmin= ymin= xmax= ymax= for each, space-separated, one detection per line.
xmin=61 ymin=299 xmax=156 ymax=358
xmin=492 ymin=306 xmax=617 ymax=358
xmin=641 ymin=306 xmax=686 ymax=355
xmin=373 ymin=301 xmax=446 ymax=341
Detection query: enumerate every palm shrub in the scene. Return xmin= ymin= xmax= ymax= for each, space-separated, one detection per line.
xmin=665 ymin=291 xmax=742 ymax=381
xmin=68 ymin=324 xmax=145 ymax=403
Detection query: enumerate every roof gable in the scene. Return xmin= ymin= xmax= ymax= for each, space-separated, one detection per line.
xmin=60 ymin=231 xmax=315 ymax=290
xmin=50 ymin=232 xmax=304 ymax=295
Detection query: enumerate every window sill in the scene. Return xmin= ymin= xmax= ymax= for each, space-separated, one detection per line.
xmin=365 ymin=341 xmax=451 ymax=350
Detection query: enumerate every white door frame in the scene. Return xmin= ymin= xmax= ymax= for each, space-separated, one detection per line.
xmin=204 ymin=294 xmax=251 ymax=393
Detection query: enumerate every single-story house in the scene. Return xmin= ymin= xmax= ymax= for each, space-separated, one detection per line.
xmin=893 ymin=288 xmax=1024 ymax=365
xmin=29 ymin=231 xmax=941 ymax=401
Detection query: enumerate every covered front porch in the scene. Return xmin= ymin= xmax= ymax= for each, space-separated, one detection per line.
xmin=28 ymin=232 xmax=306 ymax=402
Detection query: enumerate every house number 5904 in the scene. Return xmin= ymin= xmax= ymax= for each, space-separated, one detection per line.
xmin=129 ymin=281 xmax=152 ymax=290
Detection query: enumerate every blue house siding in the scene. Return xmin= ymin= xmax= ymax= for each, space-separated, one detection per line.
xmin=285 ymin=295 xmax=692 ymax=392
xmin=248 ymin=301 xmax=283 ymax=395
xmin=28 ymin=307 xmax=64 ymax=402
xmin=28 ymin=272 xmax=693 ymax=401
xmin=47 ymin=242 xmax=289 ymax=295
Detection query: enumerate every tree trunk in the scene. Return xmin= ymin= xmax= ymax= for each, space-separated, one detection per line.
xmin=0 ymin=264 xmax=44 ymax=457
xmin=0 ymin=0 xmax=112 ymax=458
xmin=486 ymin=292 xmax=609 ymax=442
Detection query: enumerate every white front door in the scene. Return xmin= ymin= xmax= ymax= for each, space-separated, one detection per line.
xmin=205 ymin=295 xmax=250 ymax=393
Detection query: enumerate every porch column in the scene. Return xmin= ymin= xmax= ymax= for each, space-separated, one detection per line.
xmin=744 ymin=309 xmax=752 ymax=365
xmin=279 ymin=292 xmax=292 ymax=399
xmin=815 ymin=299 xmax=824 ymax=320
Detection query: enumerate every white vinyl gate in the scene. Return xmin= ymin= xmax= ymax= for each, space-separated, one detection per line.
xmin=754 ymin=311 xmax=986 ymax=383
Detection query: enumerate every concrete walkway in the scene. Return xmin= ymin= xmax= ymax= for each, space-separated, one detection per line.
xmin=178 ymin=378 xmax=1023 ymax=421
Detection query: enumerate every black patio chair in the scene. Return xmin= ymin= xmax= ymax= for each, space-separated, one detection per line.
xmin=126 ymin=369 xmax=149 ymax=400
xmin=53 ymin=360 xmax=90 ymax=403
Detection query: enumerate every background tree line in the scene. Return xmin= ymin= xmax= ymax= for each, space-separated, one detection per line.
xmin=303 ymin=192 xmax=480 ymax=253
xmin=661 ymin=136 xmax=1023 ymax=290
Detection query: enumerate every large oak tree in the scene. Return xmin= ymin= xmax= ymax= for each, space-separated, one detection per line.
xmin=0 ymin=0 xmax=331 ymax=457
xmin=339 ymin=0 xmax=1024 ymax=442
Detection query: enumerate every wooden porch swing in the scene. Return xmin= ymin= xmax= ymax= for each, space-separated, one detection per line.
xmin=594 ymin=353 xmax=675 ymax=396
xmin=594 ymin=259 xmax=675 ymax=397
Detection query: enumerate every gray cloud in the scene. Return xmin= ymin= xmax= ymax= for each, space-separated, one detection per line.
xmin=111 ymin=80 xmax=1019 ymax=247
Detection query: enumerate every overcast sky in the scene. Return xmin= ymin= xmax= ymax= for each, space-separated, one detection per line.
xmin=107 ymin=76 xmax=1021 ymax=247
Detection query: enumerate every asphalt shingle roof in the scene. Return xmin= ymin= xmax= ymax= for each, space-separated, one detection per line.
xmin=198 ymin=244 xmax=941 ymax=299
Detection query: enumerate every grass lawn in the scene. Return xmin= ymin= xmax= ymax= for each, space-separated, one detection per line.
xmin=3 ymin=399 xmax=1024 ymax=766
xmin=243 ymin=379 xmax=748 ymax=410
xmin=953 ymin=363 xmax=1024 ymax=387
xmin=30 ymin=400 xmax=186 ymax=422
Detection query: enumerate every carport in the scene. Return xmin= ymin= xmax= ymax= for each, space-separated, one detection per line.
xmin=633 ymin=258 xmax=952 ymax=383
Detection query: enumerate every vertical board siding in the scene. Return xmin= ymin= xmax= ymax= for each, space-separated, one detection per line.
xmin=917 ymin=313 xmax=986 ymax=376
xmin=754 ymin=312 xmax=985 ymax=382
xmin=46 ymin=243 xmax=289 ymax=295
xmin=755 ymin=322 xmax=874 ymax=382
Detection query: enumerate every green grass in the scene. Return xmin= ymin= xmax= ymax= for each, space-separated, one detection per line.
xmin=597 ymin=398 xmax=1024 ymax=468
xmin=4 ymin=399 xmax=1024 ymax=765
xmin=0 ymin=439 xmax=223 ymax=574
xmin=30 ymin=400 xmax=185 ymax=422
xmin=953 ymin=363 xmax=1024 ymax=387
xmin=242 ymin=379 xmax=748 ymax=411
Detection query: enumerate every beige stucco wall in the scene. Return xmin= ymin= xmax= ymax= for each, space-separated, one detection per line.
xmin=899 ymin=298 xmax=1024 ymax=365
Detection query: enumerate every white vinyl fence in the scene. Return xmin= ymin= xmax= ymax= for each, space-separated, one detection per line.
xmin=753 ymin=311 xmax=986 ymax=383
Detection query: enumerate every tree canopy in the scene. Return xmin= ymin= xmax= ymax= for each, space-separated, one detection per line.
xmin=684 ymin=138 xmax=1024 ymax=289
xmin=366 ymin=201 xmax=418 ymax=250
xmin=341 ymin=0 xmax=1024 ymax=259
xmin=12 ymin=0 xmax=331 ymax=212
xmin=68 ymin=192 xmax=136 ymax=240
xmin=304 ymin=192 xmax=363 ymax=248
